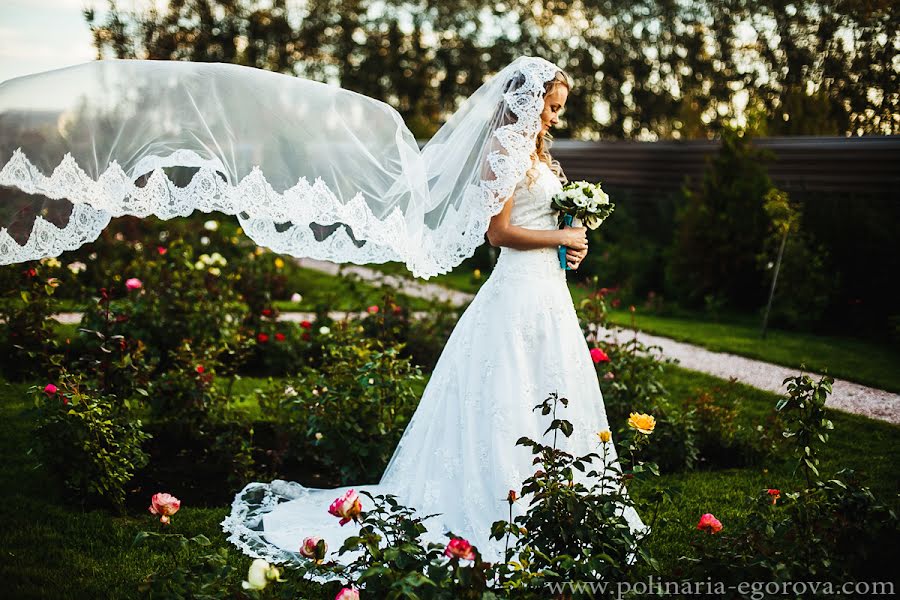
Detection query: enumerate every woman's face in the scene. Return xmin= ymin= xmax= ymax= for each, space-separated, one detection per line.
xmin=540 ymin=83 xmax=568 ymax=136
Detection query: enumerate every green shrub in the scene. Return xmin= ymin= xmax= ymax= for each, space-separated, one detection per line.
xmin=0 ymin=260 xmax=62 ymax=382
xmin=490 ymin=392 xmax=660 ymax=593
xmin=680 ymin=373 xmax=900 ymax=585
xmin=577 ymin=280 xmax=700 ymax=472
xmin=28 ymin=368 xmax=151 ymax=511
xmin=665 ymin=127 xmax=773 ymax=311
xmin=263 ymin=320 xmax=424 ymax=483
xmin=76 ymin=238 xmax=249 ymax=374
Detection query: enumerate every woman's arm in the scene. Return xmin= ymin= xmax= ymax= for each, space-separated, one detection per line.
xmin=486 ymin=195 xmax=588 ymax=252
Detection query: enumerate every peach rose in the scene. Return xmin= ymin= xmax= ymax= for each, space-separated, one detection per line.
xmin=696 ymin=513 xmax=723 ymax=534
xmin=328 ymin=489 xmax=362 ymax=525
xmin=148 ymin=492 xmax=181 ymax=525
xmin=444 ymin=537 xmax=476 ymax=561
xmin=299 ymin=535 xmax=327 ymax=562
xmin=335 ymin=587 xmax=360 ymax=600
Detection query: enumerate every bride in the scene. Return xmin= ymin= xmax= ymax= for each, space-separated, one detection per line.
xmin=219 ymin=59 xmax=649 ymax=574
xmin=0 ymin=54 xmax=648 ymax=576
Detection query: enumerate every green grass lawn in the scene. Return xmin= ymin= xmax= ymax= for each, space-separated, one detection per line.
xmin=2 ymin=364 xmax=897 ymax=597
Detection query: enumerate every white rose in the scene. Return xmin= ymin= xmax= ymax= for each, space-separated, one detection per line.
xmin=242 ymin=559 xmax=271 ymax=590
xmin=284 ymin=385 xmax=298 ymax=397
xmin=208 ymin=267 xmax=221 ymax=276
xmin=67 ymin=261 xmax=87 ymax=274
xmin=200 ymin=236 xmax=210 ymax=246
xmin=204 ymin=220 xmax=219 ymax=231
xmin=291 ymin=292 xmax=303 ymax=303
xmin=194 ymin=261 xmax=204 ymax=270
xmin=319 ymin=326 xmax=330 ymax=335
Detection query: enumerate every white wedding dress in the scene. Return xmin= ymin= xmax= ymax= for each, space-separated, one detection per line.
xmin=221 ymin=159 xmax=650 ymax=578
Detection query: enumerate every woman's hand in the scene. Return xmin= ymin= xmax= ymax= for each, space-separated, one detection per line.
xmin=558 ymin=225 xmax=588 ymax=251
xmin=566 ymin=245 xmax=588 ymax=269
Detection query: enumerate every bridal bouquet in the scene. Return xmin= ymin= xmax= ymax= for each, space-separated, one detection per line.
xmin=551 ymin=181 xmax=615 ymax=270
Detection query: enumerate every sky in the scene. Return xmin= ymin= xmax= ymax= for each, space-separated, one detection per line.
xmin=0 ymin=0 xmax=97 ymax=82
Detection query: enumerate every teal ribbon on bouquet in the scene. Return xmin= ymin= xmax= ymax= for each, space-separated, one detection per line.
xmin=558 ymin=213 xmax=574 ymax=270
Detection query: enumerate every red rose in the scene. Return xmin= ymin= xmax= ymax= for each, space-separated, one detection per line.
xmin=196 ymin=365 xmax=204 ymax=373
xmin=300 ymin=320 xmax=312 ymax=329
xmin=257 ymin=333 xmax=269 ymax=343
xmin=302 ymin=332 xmax=311 ymax=341
xmin=590 ymin=347 xmax=610 ymax=363
xmin=157 ymin=246 xmax=168 ymax=255
xmin=262 ymin=308 xmax=272 ymax=316
xmin=275 ymin=332 xmax=286 ymax=342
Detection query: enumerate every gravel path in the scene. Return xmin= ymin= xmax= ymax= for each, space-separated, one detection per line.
xmin=601 ymin=327 xmax=899 ymax=426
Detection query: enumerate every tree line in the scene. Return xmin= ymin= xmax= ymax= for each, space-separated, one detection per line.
xmin=86 ymin=0 xmax=897 ymax=138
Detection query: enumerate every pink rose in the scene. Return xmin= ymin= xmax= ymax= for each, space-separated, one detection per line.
xmin=149 ymin=492 xmax=181 ymax=525
xmin=328 ymin=489 xmax=362 ymax=526
xmin=299 ymin=536 xmax=327 ymax=561
xmin=44 ymin=383 xmax=58 ymax=395
xmin=125 ymin=278 xmax=143 ymax=290
xmin=335 ymin=587 xmax=360 ymax=600
xmin=696 ymin=513 xmax=722 ymax=534
xmin=444 ymin=537 xmax=476 ymax=561
xmin=590 ymin=347 xmax=610 ymax=363
xmin=367 ymin=305 xmax=379 ymax=314
xmin=603 ymin=371 xmax=615 ymax=380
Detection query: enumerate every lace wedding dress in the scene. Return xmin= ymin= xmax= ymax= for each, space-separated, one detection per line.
xmin=221 ymin=158 xmax=650 ymax=578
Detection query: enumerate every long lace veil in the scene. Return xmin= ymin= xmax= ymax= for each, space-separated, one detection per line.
xmin=0 ymin=56 xmax=561 ymax=278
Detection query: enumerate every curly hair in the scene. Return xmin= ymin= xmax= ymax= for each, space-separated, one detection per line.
xmin=526 ymin=69 xmax=570 ymax=188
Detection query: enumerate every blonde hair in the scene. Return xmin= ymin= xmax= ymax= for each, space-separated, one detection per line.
xmin=526 ymin=69 xmax=570 ymax=187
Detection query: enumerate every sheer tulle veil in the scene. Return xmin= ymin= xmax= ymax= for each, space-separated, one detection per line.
xmin=0 ymin=56 xmax=563 ymax=277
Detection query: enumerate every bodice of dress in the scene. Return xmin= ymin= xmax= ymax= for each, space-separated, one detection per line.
xmin=507 ymin=160 xmax=562 ymax=230
xmin=492 ymin=159 xmax=565 ymax=280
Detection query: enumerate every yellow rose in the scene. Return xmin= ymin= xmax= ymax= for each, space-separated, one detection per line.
xmin=627 ymin=412 xmax=656 ymax=435
xmin=597 ymin=430 xmax=612 ymax=443
xmin=274 ymin=257 xmax=285 ymax=269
